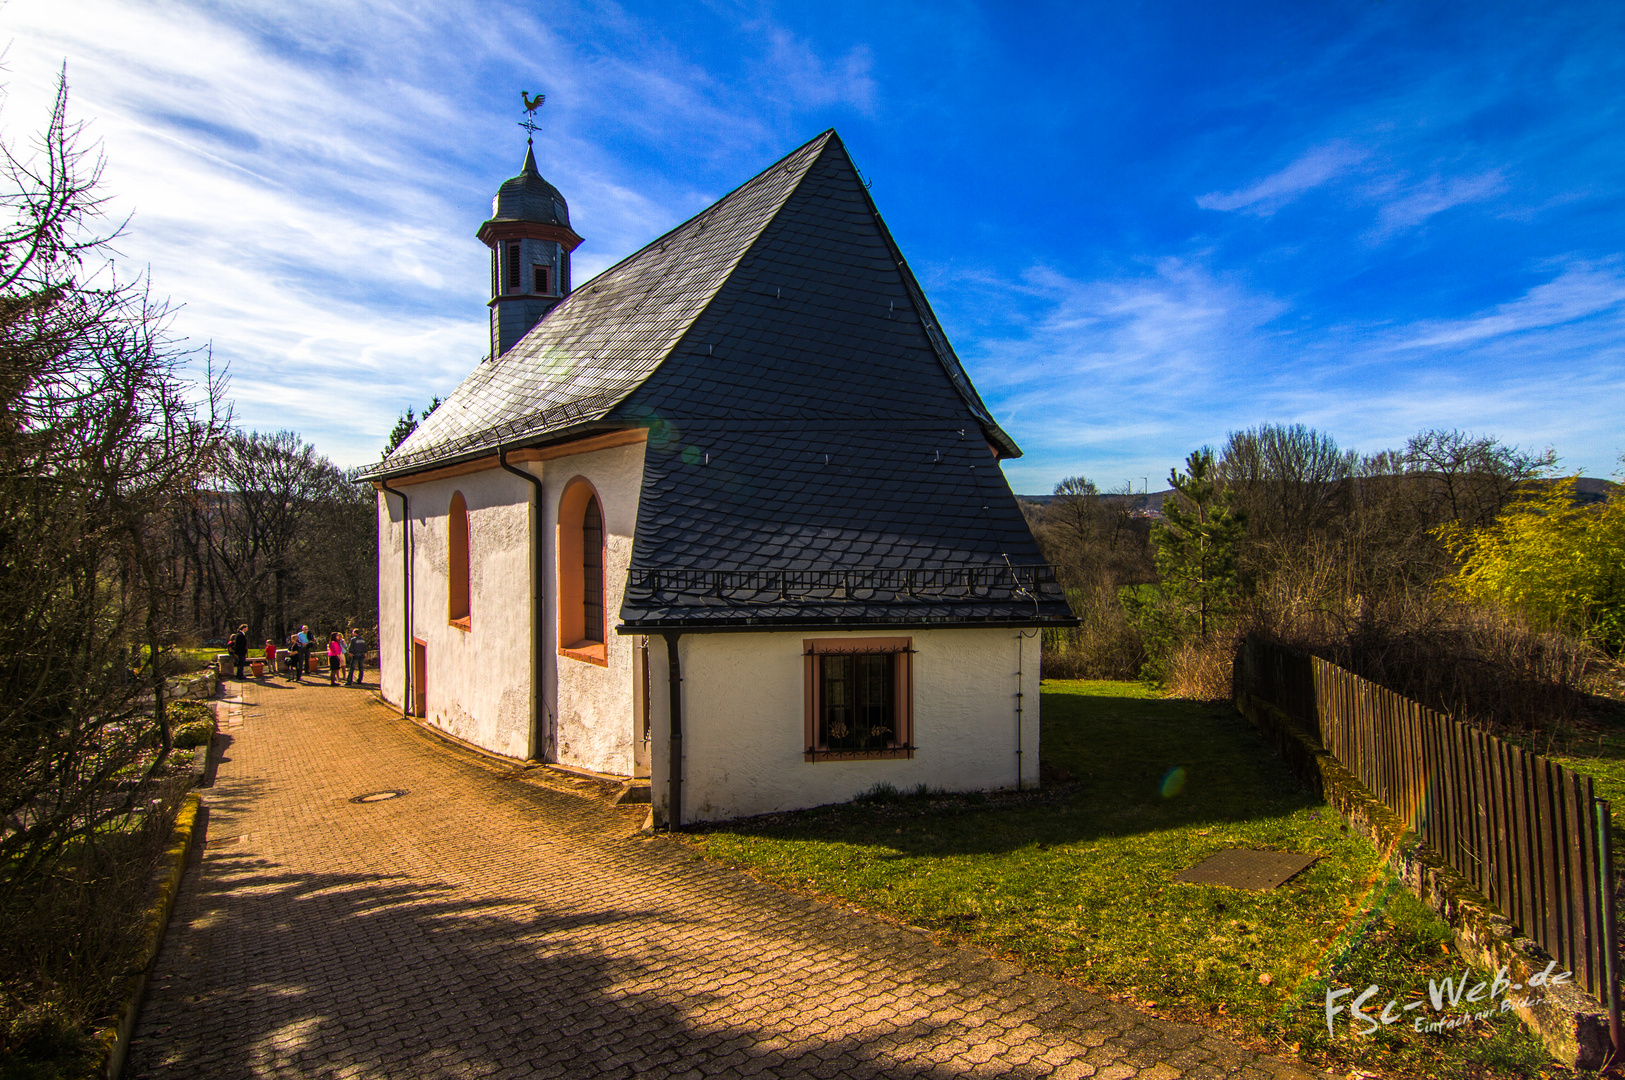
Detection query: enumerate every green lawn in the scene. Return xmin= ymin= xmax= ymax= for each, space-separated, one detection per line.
xmin=682 ymin=680 xmax=1556 ymax=1079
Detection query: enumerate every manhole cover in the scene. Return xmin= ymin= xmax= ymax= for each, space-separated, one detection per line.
xmin=349 ymin=790 xmax=407 ymax=804
xmin=1174 ymin=849 xmax=1317 ymax=890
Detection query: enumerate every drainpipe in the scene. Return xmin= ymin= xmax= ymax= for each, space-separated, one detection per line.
xmin=378 ymin=477 xmax=412 ymax=718
xmin=498 ymin=443 xmax=550 ymax=760
xmin=664 ymin=631 xmax=684 ymax=831
xmin=1016 ymin=628 xmax=1039 ymax=791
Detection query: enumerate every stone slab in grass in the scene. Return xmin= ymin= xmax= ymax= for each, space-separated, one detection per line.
xmin=1174 ymin=849 xmax=1318 ymax=890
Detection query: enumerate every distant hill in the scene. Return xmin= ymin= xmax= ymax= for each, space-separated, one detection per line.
xmin=1019 ymin=477 xmax=1617 ymax=510
xmin=1020 ymin=489 xmax=1173 ymax=515
xmin=1573 ymin=477 xmax=1618 ymax=504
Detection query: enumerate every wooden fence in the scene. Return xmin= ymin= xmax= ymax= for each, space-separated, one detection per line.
xmin=1235 ymin=636 xmax=1620 ymax=1008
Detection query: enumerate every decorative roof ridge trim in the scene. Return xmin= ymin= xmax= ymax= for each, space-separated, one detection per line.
xmin=613 ymin=614 xmax=1080 ymax=635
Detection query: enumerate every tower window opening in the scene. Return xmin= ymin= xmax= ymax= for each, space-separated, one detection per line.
xmin=533 ymin=265 xmax=551 ymax=295
xmin=506 ymin=242 xmax=521 ymax=293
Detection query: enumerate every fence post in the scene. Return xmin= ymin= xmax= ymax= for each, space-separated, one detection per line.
xmin=1595 ymin=799 xmax=1622 ymax=1067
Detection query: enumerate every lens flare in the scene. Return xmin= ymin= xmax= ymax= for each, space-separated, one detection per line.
xmin=1160 ymin=766 xmax=1187 ymax=798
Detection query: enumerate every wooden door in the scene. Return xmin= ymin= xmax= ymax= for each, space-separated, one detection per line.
xmin=412 ymin=639 xmax=427 ymax=717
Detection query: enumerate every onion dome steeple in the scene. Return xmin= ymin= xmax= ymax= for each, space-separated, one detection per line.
xmin=477 ymin=103 xmax=583 ymax=359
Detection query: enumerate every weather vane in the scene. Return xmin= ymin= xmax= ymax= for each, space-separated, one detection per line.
xmin=519 ymin=90 xmax=545 ymax=143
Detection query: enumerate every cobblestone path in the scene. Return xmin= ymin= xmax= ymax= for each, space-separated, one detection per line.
xmin=127 ymin=680 xmax=1324 ymax=1080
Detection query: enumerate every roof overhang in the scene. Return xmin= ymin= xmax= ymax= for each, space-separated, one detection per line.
xmin=615 ymin=615 xmax=1079 ymax=635
xmin=476 ymin=219 xmax=584 ymax=252
xmin=357 ymin=421 xmax=640 ymax=484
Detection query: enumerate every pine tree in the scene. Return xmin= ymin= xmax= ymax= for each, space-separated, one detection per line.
xmin=383 ymin=395 xmax=442 ymax=456
xmin=1123 ymin=450 xmax=1247 ymax=677
xmin=1154 ymin=449 xmax=1246 ymax=639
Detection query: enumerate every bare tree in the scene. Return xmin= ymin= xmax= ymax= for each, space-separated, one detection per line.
xmin=1217 ymin=423 xmax=1357 ymax=573
xmin=0 ymin=73 xmax=225 ymax=886
xmin=198 ymin=430 xmax=372 ymax=643
xmin=1402 ymin=428 xmax=1554 ymax=528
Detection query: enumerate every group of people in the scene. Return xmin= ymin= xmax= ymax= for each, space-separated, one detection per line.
xmin=225 ymin=625 xmax=369 ymax=687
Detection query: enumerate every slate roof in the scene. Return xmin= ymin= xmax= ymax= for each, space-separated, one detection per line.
xmin=369 ymin=131 xmax=1013 ymax=476
xmin=366 ymin=130 xmax=1073 ymax=629
xmin=619 ymin=423 xmax=1069 ymax=630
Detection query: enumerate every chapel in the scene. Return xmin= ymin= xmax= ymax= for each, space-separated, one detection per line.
xmin=365 ymin=128 xmax=1075 ymax=826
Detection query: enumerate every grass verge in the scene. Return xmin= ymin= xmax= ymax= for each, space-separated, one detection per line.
xmin=681 ymin=680 xmax=1560 ymax=1079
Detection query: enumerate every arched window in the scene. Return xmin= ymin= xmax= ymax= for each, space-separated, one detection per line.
xmin=557 ymin=478 xmax=607 ymax=665
xmin=582 ymin=495 xmax=604 ymax=643
xmin=448 ymin=491 xmax=471 ymax=629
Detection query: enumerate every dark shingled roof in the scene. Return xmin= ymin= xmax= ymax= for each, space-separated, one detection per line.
xmin=367 ymin=130 xmax=1073 ymax=629
xmin=619 ymin=424 xmax=1068 ymax=630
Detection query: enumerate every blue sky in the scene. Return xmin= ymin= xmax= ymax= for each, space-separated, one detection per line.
xmin=7 ymin=0 xmax=1623 ymax=492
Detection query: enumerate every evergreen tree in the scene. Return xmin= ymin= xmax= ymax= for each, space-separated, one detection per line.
xmin=1155 ymin=449 xmax=1246 ymax=638
xmin=383 ymin=395 xmax=442 ymax=456
xmin=1124 ymin=450 xmax=1246 ymax=675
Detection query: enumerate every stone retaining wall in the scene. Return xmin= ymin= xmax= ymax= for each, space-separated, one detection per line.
xmin=1236 ymin=689 xmax=1612 ymax=1069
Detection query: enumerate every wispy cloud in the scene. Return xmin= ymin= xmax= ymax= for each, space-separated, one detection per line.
xmin=1397 ymin=259 xmax=1625 ymax=348
xmin=962 ymin=259 xmax=1292 ymax=488
xmin=1367 ymin=170 xmax=1506 ymax=239
xmin=1200 ymin=141 xmax=1507 ymax=242
xmin=758 ymin=29 xmax=877 ymax=114
xmin=1 ymin=0 xmax=819 ymax=465
xmin=1197 ymin=141 xmax=1367 ymax=215
xmin=976 ymin=255 xmax=1625 ymax=492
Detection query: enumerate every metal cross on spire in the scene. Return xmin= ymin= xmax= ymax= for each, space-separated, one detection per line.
xmin=519 ymin=90 xmax=545 ymax=143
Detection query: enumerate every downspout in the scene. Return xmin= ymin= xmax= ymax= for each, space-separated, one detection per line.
xmin=663 ymin=631 xmax=684 ymax=831
xmin=378 ymin=477 xmax=412 ymax=718
xmin=498 ymin=443 xmax=550 ymax=760
xmin=1016 ymin=628 xmax=1039 ymax=791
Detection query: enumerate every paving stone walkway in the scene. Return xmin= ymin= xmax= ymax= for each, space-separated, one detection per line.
xmin=127 ymin=679 xmax=1326 ymax=1080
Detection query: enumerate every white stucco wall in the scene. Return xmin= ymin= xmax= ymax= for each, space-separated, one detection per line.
xmin=376 ymin=470 xmax=536 ymax=759
xmin=547 ymin=442 xmax=644 ymax=776
xmin=377 ymin=490 xmax=405 ymax=708
xmin=375 ymin=439 xmax=1038 ymax=813
xmin=374 ymin=437 xmax=646 ymax=772
xmin=649 ymin=627 xmax=1042 ymax=825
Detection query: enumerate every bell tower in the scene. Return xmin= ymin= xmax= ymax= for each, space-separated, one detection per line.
xmin=477 ymin=98 xmax=583 ymax=358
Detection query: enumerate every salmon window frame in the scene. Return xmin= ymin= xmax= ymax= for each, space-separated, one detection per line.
xmin=557 ymin=477 xmax=607 ymax=666
xmin=448 ymin=491 xmax=471 ymax=631
xmin=803 ymin=638 xmax=913 ymax=762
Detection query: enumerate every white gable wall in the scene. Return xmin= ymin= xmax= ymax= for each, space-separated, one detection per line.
xmin=374 ymin=438 xmax=646 ymax=774
xmin=376 ymin=469 xmax=535 ymax=758
xmin=545 ymin=442 xmax=644 ymax=775
xmin=647 ymin=627 xmax=1041 ymax=825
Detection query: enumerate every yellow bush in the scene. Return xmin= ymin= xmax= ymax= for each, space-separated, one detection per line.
xmin=1438 ymin=478 xmax=1625 ymax=653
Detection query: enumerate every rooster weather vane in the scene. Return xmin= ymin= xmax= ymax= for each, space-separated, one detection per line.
xmin=519 ymin=90 xmax=545 ymax=143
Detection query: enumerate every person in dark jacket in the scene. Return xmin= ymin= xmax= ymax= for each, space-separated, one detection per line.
xmin=228 ymin=624 xmax=249 ymax=679
xmin=345 ymin=629 xmax=367 ymax=686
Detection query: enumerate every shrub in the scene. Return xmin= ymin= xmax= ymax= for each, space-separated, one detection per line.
xmin=1439 ymin=477 xmax=1625 ymax=654
xmin=853 ymin=782 xmax=943 ymax=805
xmin=172 ymin=720 xmax=214 ymax=751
